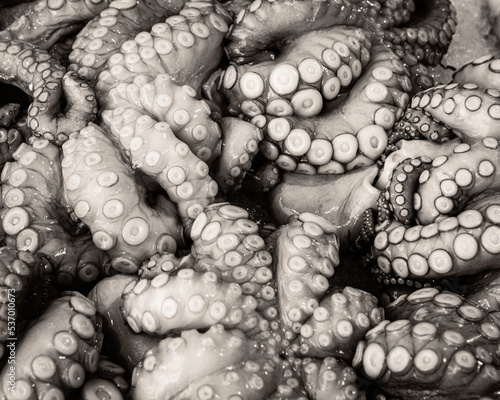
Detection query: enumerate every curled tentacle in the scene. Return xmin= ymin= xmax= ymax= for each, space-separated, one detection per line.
xmin=291 ymin=286 xmax=383 ymax=361
xmin=353 ymin=287 xmax=500 ymax=399
xmin=215 ymin=117 xmax=262 ymax=192
xmin=102 ymin=108 xmax=219 ymax=229
xmin=225 ymin=0 xmax=415 ymax=63
xmin=218 ymin=26 xmax=372 ymax=118
xmin=0 ymin=0 xmax=110 ymax=49
xmin=95 ymin=1 xmax=231 ymax=92
xmin=68 ymin=0 xmax=194 ymax=80
xmin=258 ymin=43 xmax=412 ymax=173
xmin=121 ymin=269 xmax=265 ymax=336
xmin=1 ymin=138 xmax=107 ymax=285
xmin=190 ymin=202 xmax=277 ymax=314
xmin=130 ymin=324 xmax=279 ymax=400
xmin=61 ymin=123 xmax=186 ymax=274
xmin=298 ymin=356 xmax=363 ymax=400
xmin=0 ymin=291 xmax=102 ymax=399
xmin=274 ymin=213 xmax=339 ymax=344
xmin=99 ymin=74 xmax=222 ymax=166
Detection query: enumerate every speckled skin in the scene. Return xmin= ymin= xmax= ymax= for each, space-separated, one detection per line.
xmin=0 ymin=138 xmax=108 ymax=285
xmin=0 ymin=291 xmax=102 ymax=400
xmin=0 ymin=40 xmax=97 ymax=145
xmin=353 ymin=287 xmax=500 ymax=399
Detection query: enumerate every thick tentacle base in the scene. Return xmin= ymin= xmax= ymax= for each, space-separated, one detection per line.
xmin=130 ymin=324 xmax=279 ymax=400
xmin=274 ymin=213 xmax=339 ymax=343
xmin=353 ymin=287 xmax=500 ymax=399
xmin=190 ymin=202 xmax=277 ymax=314
xmin=121 ymin=269 xmax=265 ymax=336
xmin=61 ymin=123 xmax=185 ymax=273
xmin=0 ymin=291 xmax=102 ymax=399
xmin=291 ymin=286 xmax=383 ymax=361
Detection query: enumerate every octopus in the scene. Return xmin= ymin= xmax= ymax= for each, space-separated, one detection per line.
xmin=0 ymin=0 xmax=495 ymax=400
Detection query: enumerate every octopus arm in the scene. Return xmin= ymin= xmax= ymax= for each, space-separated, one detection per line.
xmin=452 ymin=54 xmax=500 ymax=91
xmin=61 ymin=123 xmax=186 ymax=274
xmin=121 ymin=269 xmax=265 ymax=336
xmin=274 ymin=213 xmax=339 ymax=341
xmin=352 ymin=287 xmax=500 ymax=398
xmin=0 ymin=41 xmax=97 ymax=145
xmin=99 ymin=74 xmax=221 ymax=166
xmin=189 ymin=202 xmax=277 ymax=314
xmin=0 ymin=0 xmax=111 ymax=49
xmin=130 ymin=325 xmax=264 ymax=400
xmin=0 ymin=291 xmax=102 ymax=399
xmin=292 ymin=286 xmax=383 ymax=361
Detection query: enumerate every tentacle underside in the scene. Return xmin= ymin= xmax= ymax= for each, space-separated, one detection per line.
xmin=0 ymin=40 xmax=97 ymax=145
xmin=61 ymin=123 xmax=185 ymax=274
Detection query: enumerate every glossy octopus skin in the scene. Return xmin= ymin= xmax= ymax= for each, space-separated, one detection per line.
xmin=0 ymin=138 xmax=108 ymax=285
xmin=290 ymin=286 xmax=383 ymax=362
xmin=0 ymin=0 xmax=110 ymax=50
xmin=257 ymin=43 xmax=412 ymax=174
xmin=273 ymin=213 xmax=339 ymax=345
xmin=121 ymin=269 xmax=266 ymax=336
xmin=61 ymin=123 xmax=186 ymax=274
xmin=0 ymin=291 xmax=102 ymax=399
xmin=218 ymin=26 xmax=372 ymax=118
xmin=353 ymin=287 xmax=500 ymax=399
xmin=130 ymin=324 xmax=280 ymax=400
xmin=0 ymin=246 xmax=47 ymax=363
xmin=225 ymin=0 xmax=415 ymax=64
xmin=0 ymin=40 xmax=97 ymax=145
xmin=68 ymin=0 xmax=195 ymax=81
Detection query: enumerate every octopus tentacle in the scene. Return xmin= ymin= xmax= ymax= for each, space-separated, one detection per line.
xmin=290 ymin=286 xmax=383 ymax=361
xmin=0 ymin=40 xmax=97 ymax=145
xmin=414 ymin=138 xmax=500 ymax=225
xmin=138 ymin=252 xmax=184 ymax=279
xmin=215 ymin=117 xmax=262 ymax=192
xmin=0 ymin=291 xmax=102 ymax=399
xmin=121 ymin=269 xmax=265 ymax=336
xmin=0 ymin=126 xmax=25 ymax=170
xmin=189 ymin=202 xmax=277 ymax=314
xmin=268 ymin=359 xmax=308 ymax=400
xmin=102 ymin=108 xmax=219 ymax=228
xmin=219 ymin=26 xmax=372 ymax=118
xmin=298 ymin=356 xmax=363 ymax=400
xmin=0 ymin=0 xmax=110 ymax=49
xmin=0 ymin=103 xmax=20 ymax=128
xmin=274 ymin=213 xmax=339 ymax=344
xmin=410 ymin=82 xmax=500 ymax=143
xmin=225 ymin=0 xmax=414 ymax=63
xmin=353 ymin=287 xmax=500 ymax=399
xmin=61 ymin=123 xmax=186 ymax=274
xmin=130 ymin=324 xmax=279 ymax=400
xmin=99 ymin=74 xmax=222 ymax=166
xmin=68 ymin=0 xmax=194 ymax=80
xmin=453 ymin=54 xmax=500 ymax=90
xmin=373 ymin=190 xmax=500 ymax=280
xmin=259 ymin=43 xmax=411 ymax=173
xmin=0 ymin=138 xmax=107 ymax=285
